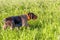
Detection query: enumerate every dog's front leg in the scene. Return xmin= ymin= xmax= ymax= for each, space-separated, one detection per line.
xmin=22 ymin=19 xmax=29 ymax=27
xmin=25 ymin=22 xmax=29 ymax=27
xmin=25 ymin=23 xmax=30 ymax=29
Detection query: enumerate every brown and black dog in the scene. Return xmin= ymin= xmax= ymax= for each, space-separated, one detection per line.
xmin=3 ymin=12 xmax=37 ymax=30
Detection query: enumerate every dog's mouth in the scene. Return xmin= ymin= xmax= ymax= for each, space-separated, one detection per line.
xmin=32 ymin=15 xmax=37 ymax=20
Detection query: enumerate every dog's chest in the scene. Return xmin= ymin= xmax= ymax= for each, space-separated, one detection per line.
xmin=20 ymin=15 xmax=27 ymax=22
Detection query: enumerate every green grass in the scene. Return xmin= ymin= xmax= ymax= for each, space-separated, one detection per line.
xmin=0 ymin=0 xmax=60 ymax=40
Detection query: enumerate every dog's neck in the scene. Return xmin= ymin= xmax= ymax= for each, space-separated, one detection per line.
xmin=26 ymin=14 xmax=31 ymax=20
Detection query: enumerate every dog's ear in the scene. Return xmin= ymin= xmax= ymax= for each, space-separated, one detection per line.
xmin=28 ymin=12 xmax=34 ymax=18
xmin=28 ymin=12 xmax=34 ymax=15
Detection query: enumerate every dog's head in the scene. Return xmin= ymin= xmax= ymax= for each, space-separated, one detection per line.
xmin=27 ymin=12 xmax=37 ymax=20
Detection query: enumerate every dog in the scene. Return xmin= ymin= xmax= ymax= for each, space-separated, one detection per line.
xmin=3 ymin=12 xmax=37 ymax=30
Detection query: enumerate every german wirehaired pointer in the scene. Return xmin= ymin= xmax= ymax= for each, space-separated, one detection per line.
xmin=3 ymin=12 xmax=37 ymax=30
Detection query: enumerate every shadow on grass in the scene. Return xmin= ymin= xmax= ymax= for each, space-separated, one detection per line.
xmin=29 ymin=21 xmax=44 ymax=30
xmin=28 ymin=20 xmax=46 ymax=40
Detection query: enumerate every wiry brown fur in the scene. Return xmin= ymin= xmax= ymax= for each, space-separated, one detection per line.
xmin=3 ymin=12 xmax=37 ymax=30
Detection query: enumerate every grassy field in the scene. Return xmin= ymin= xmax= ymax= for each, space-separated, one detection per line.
xmin=0 ymin=0 xmax=60 ymax=40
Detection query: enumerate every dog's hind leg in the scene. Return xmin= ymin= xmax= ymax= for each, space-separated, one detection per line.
xmin=3 ymin=23 xmax=7 ymax=30
xmin=10 ymin=21 xmax=15 ymax=30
